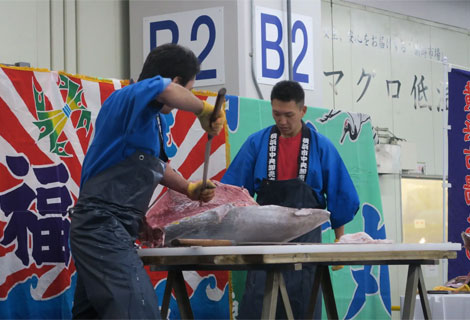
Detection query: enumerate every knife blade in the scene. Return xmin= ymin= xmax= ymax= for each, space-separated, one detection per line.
xmin=201 ymin=88 xmax=226 ymax=190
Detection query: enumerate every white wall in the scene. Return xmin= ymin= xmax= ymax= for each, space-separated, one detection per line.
xmin=76 ymin=0 xmax=129 ymax=79
xmin=0 ymin=0 xmax=129 ymax=79
xmin=345 ymin=0 xmax=470 ymax=31
xmin=322 ymin=0 xmax=470 ymax=177
xmin=0 ymin=0 xmax=51 ymax=68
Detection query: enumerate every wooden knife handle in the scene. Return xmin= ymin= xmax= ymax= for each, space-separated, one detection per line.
xmin=210 ymin=88 xmax=226 ymax=124
xmin=171 ymin=238 xmax=234 ymax=247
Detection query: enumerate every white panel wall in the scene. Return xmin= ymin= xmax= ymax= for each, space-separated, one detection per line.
xmin=0 ymin=0 xmax=128 ymax=80
xmin=0 ymin=0 xmax=50 ymax=68
xmin=345 ymin=0 xmax=470 ymax=31
xmin=76 ymin=0 xmax=129 ymax=79
xmin=322 ymin=0 xmax=470 ymax=177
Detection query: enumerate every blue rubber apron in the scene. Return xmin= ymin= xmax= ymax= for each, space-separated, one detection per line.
xmin=70 ymin=151 xmax=164 ymax=319
xmin=238 ymin=177 xmax=323 ymax=320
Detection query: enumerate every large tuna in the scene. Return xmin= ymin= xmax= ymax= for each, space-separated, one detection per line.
xmin=141 ymin=182 xmax=330 ymax=247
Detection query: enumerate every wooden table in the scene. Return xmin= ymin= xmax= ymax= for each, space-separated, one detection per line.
xmin=138 ymin=243 xmax=460 ymax=320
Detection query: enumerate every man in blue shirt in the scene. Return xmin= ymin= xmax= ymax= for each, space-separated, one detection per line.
xmin=222 ymin=80 xmax=359 ymax=319
xmin=70 ymin=43 xmax=225 ymax=319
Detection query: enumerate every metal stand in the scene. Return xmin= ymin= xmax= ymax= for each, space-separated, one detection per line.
xmin=161 ymin=270 xmax=194 ymax=319
xmin=402 ymin=264 xmax=432 ymax=320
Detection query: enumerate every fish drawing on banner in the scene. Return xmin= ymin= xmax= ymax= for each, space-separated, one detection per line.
xmin=344 ymin=203 xmax=391 ymax=319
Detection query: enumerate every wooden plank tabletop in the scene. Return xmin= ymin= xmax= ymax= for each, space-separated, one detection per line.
xmin=138 ymin=243 xmax=460 ymax=267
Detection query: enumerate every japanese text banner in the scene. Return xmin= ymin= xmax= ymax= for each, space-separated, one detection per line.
xmin=448 ymin=68 xmax=470 ymax=279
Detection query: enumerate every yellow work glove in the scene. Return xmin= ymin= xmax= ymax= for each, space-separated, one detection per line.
xmin=195 ymin=100 xmax=226 ymax=136
xmin=187 ymin=180 xmax=216 ymax=202
xmin=331 ymin=238 xmax=344 ymax=271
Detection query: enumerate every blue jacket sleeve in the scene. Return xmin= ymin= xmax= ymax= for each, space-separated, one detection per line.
xmin=317 ymin=134 xmax=360 ymax=229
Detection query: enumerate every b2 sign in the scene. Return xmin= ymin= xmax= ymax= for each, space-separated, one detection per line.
xmin=143 ymin=7 xmax=225 ymax=87
xmin=256 ymin=6 xmax=314 ymax=90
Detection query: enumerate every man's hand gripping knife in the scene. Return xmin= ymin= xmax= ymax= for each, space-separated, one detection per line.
xmin=196 ymin=100 xmax=226 ymax=136
xmin=187 ymin=180 xmax=216 ymax=202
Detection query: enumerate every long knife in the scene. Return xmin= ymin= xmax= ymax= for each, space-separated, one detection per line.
xmin=201 ymin=88 xmax=226 ymax=190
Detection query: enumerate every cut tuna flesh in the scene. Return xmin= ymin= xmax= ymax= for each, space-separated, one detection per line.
xmin=145 ymin=181 xmax=258 ymax=230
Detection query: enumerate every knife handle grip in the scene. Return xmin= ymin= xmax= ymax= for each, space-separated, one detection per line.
xmin=209 ymin=88 xmax=226 ymax=129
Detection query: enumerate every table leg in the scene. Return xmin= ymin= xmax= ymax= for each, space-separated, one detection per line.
xmin=320 ymin=266 xmax=339 ymax=320
xmin=161 ymin=271 xmax=174 ymax=319
xmin=402 ymin=264 xmax=419 ymax=320
xmin=417 ymin=266 xmax=432 ymax=320
xmin=278 ymin=273 xmax=294 ymax=320
xmin=172 ymin=270 xmax=194 ymax=319
xmin=306 ymin=266 xmax=338 ymax=319
xmin=261 ymin=271 xmax=295 ymax=320
xmin=306 ymin=266 xmax=322 ymax=318
xmin=261 ymin=271 xmax=280 ymax=319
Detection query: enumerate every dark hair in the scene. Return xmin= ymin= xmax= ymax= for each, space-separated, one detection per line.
xmin=270 ymin=80 xmax=305 ymax=107
xmin=138 ymin=43 xmax=200 ymax=86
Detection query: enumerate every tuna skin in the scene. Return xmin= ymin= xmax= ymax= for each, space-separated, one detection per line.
xmin=140 ymin=181 xmax=330 ymax=247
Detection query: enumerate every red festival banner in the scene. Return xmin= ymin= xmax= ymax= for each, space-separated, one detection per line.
xmin=0 ymin=65 xmax=230 ymax=319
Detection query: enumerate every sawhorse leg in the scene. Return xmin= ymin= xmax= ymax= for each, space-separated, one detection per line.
xmin=306 ymin=265 xmax=338 ymax=319
xmin=261 ymin=271 xmax=294 ymax=320
xmin=160 ymin=270 xmax=194 ymax=320
xmin=402 ymin=264 xmax=432 ymax=320
xmin=160 ymin=271 xmax=173 ymax=319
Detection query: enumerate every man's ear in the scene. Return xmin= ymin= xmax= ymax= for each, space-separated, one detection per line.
xmin=172 ymin=76 xmax=182 ymax=85
xmin=301 ymin=105 xmax=307 ymax=116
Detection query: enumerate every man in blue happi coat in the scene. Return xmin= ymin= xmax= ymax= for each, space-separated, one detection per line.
xmin=70 ymin=43 xmax=225 ymax=319
xmin=222 ymin=80 xmax=360 ymax=319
